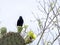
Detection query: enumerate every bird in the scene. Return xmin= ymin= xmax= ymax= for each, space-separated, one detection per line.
xmin=17 ymin=16 xmax=24 ymax=27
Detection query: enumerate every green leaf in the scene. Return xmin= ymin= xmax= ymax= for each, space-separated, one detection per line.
xmin=17 ymin=26 xmax=23 ymax=33
xmin=25 ymin=36 xmax=32 ymax=44
xmin=0 ymin=27 xmax=7 ymax=35
xmin=23 ymin=25 xmax=28 ymax=29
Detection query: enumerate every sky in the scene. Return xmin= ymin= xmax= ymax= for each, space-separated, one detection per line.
xmin=0 ymin=0 xmax=39 ymax=45
xmin=0 ymin=0 xmax=60 ymax=45
xmin=0 ymin=0 xmax=38 ymax=32
xmin=0 ymin=0 xmax=41 ymax=45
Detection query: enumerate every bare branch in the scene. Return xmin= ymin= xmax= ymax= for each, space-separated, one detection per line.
xmin=51 ymin=34 xmax=60 ymax=45
xmin=37 ymin=0 xmax=59 ymax=45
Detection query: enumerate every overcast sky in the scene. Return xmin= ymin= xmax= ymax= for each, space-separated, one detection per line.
xmin=0 ymin=0 xmax=60 ymax=45
xmin=0 ymin=0 xmax=38 ymax=32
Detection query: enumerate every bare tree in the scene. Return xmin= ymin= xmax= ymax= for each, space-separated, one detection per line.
xmin=32 ymin=0 xmax=60 ymax=45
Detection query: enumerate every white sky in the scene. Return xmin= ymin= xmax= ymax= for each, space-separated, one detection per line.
xmin=0 ymin=0 xmax=60 ymax=45
xmin=0 ymin=0 xmax=37 ymax=32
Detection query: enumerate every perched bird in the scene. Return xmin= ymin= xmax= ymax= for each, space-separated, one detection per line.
xmin=17 ymin=16 xmax=24 ymax=33
xmin=17 ymin=16 xmax=24 ymax=26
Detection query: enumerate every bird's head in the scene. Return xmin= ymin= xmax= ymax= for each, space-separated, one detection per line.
xmin=19 ymin=16 xmax=22 ymax=19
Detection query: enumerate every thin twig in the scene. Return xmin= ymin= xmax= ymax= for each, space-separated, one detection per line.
xmin=51 ymin=34 xmax=60 ymax=45
xmin=37 ymin=0 xmax=57 ymax=45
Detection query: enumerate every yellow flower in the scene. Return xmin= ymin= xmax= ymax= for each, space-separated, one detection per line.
xmin=28 ymin=31 xmax=36 ymax=39
xmin=25 ymin=31 xmax=37 ymax=44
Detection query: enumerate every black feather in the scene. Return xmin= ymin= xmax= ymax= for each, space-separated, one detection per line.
xmin=17 ymin=16 xmax=24 ymax=26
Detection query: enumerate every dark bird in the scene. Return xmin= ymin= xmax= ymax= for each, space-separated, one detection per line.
xmin=17 ymin=16 xmax=24 ymax=26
